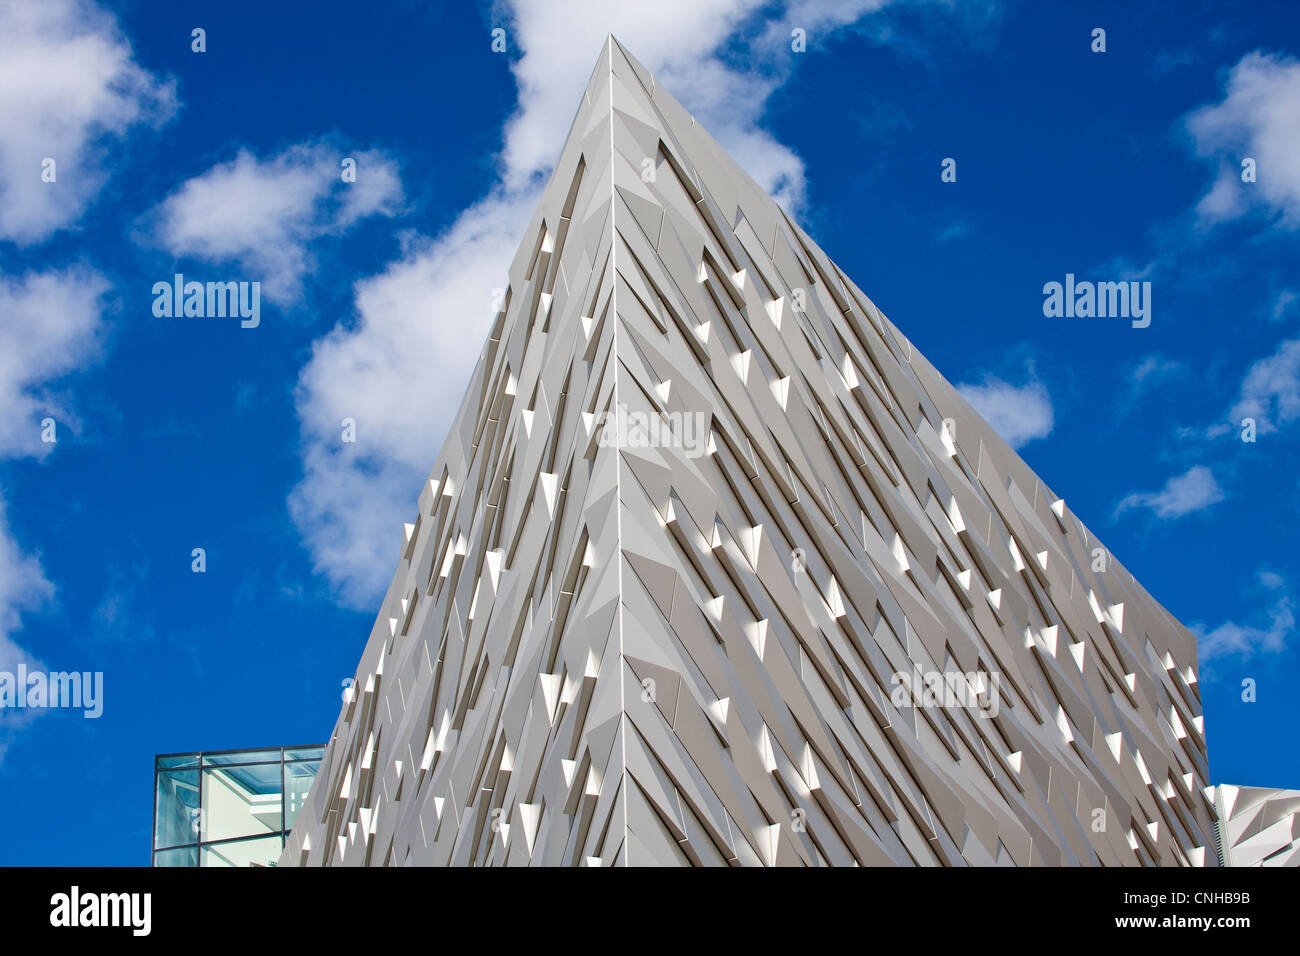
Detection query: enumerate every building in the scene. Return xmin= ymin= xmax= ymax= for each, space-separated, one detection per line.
xmin=1213 ymin=785 xmax=1300 ymax=867
xmin=153 ymin=744 xmax=323 ymax=866
xmin=280 ymin=37 xmax=1217 ymax=866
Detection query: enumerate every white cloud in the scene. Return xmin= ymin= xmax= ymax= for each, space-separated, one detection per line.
xmin=1187 ymin=51 xmax=1300 ymax=227
xmin=289 ymin=194 xmax=530 ymax=604
xmin=1133 ymin=353 xmax=1184 ymax=385
xmin=1259 ymin=570 xmax=1285 ymax=590
xmin=1225 ymin=338 xmax=1300 ymax=436
xmin=1272 ymin=288 xmax=1297 ymax=321
xmin=500 ymin=2 xmax=749 ymax=171
xmin=150 ymin=143 xmax=402 ymax=304
xmin=1195 ymin=573 xmax=1293 ymax=663
xmin=500 ymin=0 xmax=967 ymax=208
xmin=495 ymin=0 xmax=990 ymax=234
xmin=0 ymin=0 xmax=176 ymax=243
xmin=0 ymin=492 xmax=54 ymax=752
xmin=1115 ymin=465 xmax=1225 ymax=520
xmin=292 ymin=0 xmax=990 ymax=606
xmin=955 ymin=374 xmax=1054 ymax=449
xmin=0 ymin=268 xmax=109 ymax=459
xmin=0 ymin=498 xmax=53 ymax=670
xmin=933 ymin=220 xmax=971 ymax=243
xmin=1120 ymin=353 xmax=1186 ymax=415
xmin=0 ymin=267 xmax=108 ymax=750
xmin=0 ymin=495 xmax=55 ymax=761
xmin=0 ymin=0 xmax=138 ymax=755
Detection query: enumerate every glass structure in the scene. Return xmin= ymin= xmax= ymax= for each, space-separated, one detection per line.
xmin=153 ymin=744 xmax=324 ymax=867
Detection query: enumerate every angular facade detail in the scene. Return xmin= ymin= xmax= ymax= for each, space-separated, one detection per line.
xmin=282 ymin=38 xmax=1215 ymax=866
xmin=1213 ymin=785 xmax=1300 ymax=867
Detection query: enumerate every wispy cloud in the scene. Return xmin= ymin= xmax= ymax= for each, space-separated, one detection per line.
xmin=933 ymin=220 xmax=971 ymax=243
xmin=0 ymin=266 xmax=109 ymax=739
xmin=1115 ymin=464 xmax=1225 ymax=520
xmin=1092 ymin=50 xmax=1300 ymax=290
xmin=1272 ymin=288 xmax=1297 ymax=321
xmin=0 ymin=500 xmax=54 ymax=667
xmin=0 ymin=497 xmax=54 ymax=750
xmin=1224 ymin=338 xmax=1300 ymax=436
xmin=0 ymin=268 xmax=110 ymax=459
xmin=1151 ymin=47 xmax=1198 ymax=75
xmin=91 ymin=558 xmax=157 ymax=648
xmin=147 ymin=142 xmax=402 ymax=304
xmin=0 ymin=1 xmax=132 ymax=755
xmin=1186 ymin=51 xmax=1300 ymax=228
xmin=1132 ymin=353 xmax=1186 ymax=386
xmin=1194 ymin=571 xmax=1294 ymax=665
xmin=0 ymin=0 xmax=176 ymax=243
xmin=955 ymin=373 xmax=1054 ymax=449
xmin=1119 ymin=352 xmax=1186 ymax=416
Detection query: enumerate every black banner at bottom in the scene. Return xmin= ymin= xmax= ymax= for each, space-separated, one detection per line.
xmin=0 ymin=865 xmax=1287 ymax=941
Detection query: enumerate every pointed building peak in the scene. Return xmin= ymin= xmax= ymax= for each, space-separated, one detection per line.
xmin=283 ymin=47 xmax=1215 ymax=869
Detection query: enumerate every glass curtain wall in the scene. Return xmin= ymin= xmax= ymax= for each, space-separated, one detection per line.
xmin=153 ymin=745 xmax=324 ymax=866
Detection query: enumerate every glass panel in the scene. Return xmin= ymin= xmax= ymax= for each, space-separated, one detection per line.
xmin=153 ymin=846 xmax=199 ymax=867
xmin=154 ymin=769 xmax=201 ymax=850
xmin=200 ymin=834 xmax=283 ymax=868
xmin=153 ymin=745 xmax=327 ymax=865
xmin=203 ymin=749 xmax=281 ymax=766
xmin=283 ymin=760 xmax=319 ymax=829
xmin=201 ymin=764 xmax=283 ymax=842
xmin=156 ymin=754 xmax=199 ymax=769
xmin=284 ymin=746 xmax=325 ymax=761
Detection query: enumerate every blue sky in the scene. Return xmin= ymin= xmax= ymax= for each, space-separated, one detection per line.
xmin=0 ymin=0 xmax=1297 ymax=865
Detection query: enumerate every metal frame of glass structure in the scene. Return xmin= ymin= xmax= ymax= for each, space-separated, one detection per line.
xmin=152 ymin=744 xmax=325 ymax=867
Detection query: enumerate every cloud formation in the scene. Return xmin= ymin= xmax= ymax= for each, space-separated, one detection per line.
xmin=0 ymin=0 xmax=176 ymax=243
xmin=1187 ymin=51 xmax=1300 ymax=228
xmin=955 ymin=374 xmax=1054 ymax=449
xmin=1226 ymin=338 xmax=1300 ymax=436
xmin=0 ymin=496 xmax=54 ymax=757
xmin=1115 ymin=465 xmax=1225 ymax=521
xmin=0 ymin=0 xmax=124 ymax=741
xmin=0 ymin=499 xmax=54 ymax=670
xmin=0 ymin=268 xmax=110 ymax=459
xmin=0 ymin=267 xmax=108 ymax=746
xmin=150 ymin=143 xmax=403 ymax=304
xmin=1195 ymin=572 xmax=1294 ymax=663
